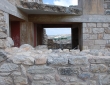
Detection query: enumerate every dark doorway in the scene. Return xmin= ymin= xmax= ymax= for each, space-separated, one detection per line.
xmin=34 ymin=23 xmax=83 ymax=50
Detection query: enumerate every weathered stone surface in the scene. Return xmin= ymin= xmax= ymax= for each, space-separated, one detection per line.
xmin=11 ymin=71 xmax=21 ymax=76
xmin=35 ymin=55 xmax=47 ymax=65
xmin=104 ymin=34 xmax=110 ymax=39
xmin=27 ymin=65 xmax=55 ymax=74
xmin=20 ymin=44 xmax=34 ymax=51
xmin=0 ymin=77 xmax=13 ymax=85
xmin=103 ymin=23 xmax=109 ymax=27
xmin=32 ymin=81 xmax=56 ymax=85
xmin=0 ymin=50 xmax=7 ymax=62
xmin=34 ymin=75 xmax=44 ymax=80
xmin=95 ymin=40 xmax=106 ymax=45
xmin=58 ymin=67 xmax=74 ymax=76
xmin=0 ymin=63 xmax=18 ymax=72
xmin=90 ymin=64 xmax=108 ymax=73
xmin=87 ymin=23 xmax=96 ymax=27
xmin=5 ymin=37 xmax=14 ymax=47
xmin=21 ymin=65 xmax=26 ymax=76
xmin=78 ymin=73 xmax=90 ymax=81
xmin=14 ymin=76 xmax=28 ymax=85
xmin=0 ymin=32 xmax=7 ymax=39
xmin=93 ymin=28 xmax=104 ymax=33
xmin=0 ymin=39 xmax=5 ymax=48
xmin=66 ymin=82 xmax=87 ymax=85
xmin=10 ymin=55 xmax=34 ymax=65
xmin=105 ymin=28 xmax=110 ymax=34
xmin=47 ymin=57 xmax=68 ymax=66
xmin=97 ymin=23 xmax=102 ymax=27
xmin=69 ymin=56 xmax=88 ymax=65
xmin=101 ymin=75 xmax=110 ymax=85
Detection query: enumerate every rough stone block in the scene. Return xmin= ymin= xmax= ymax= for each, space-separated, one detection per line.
xmin=87 ymin=23 xmax=96 ymax=28
xmin=83 ymin=34 xmax=89 ymax=40
xmin=90 ymin=64 xmax=108 ymax=73
xmin=0 ymin=63 xmax=18 ymax=72
xmin=47 ymin=57 xmax=68 ymax=66
xmin=97 ymin=23 xmax=103 ymax=27
xmin=0 ymin=50 xmax=7 ymax=62
xmin=103 ymin=34 xmax=110 ymax=39
xmin=78 ymin=73 xmax=90 ymax=81
xmin=93 ymin=28 xmax=104 ymax=33
xmin=95 ymin=40 xmax=106 ymax=45
xmin=103 ymin=23 xmax=109 ymax=27
xmin=89 ymin=34 xmax=97 ymax=39
xmin=98 ymin=34 xmax=103 ymax=39
xmin=83 ymin=27 xmax=92 ymax=33
xmin=83 ymin=40 xmax=94 ymax=46
xmin=0 ymin=32 xmax=7 ymax=39
xmin=58 ymin=67 xmax=74 ymax=76
xmin=27 ymin=65 xmax=55 ymax=74
xmin=35 ymin=55 xmax=47 ymax=65
xmin=105 ymin=28 xmax=110 ymax=34
xmin=83 ymin=23 xmax=87 ymax=27
xmin=68 ymin=56 xmax=88 ymax=65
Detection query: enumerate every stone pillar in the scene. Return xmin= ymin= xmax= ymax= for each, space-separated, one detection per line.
xmin=0 ymin=10 xmax=14 ymax=48
xmin=42 ymin=29 xmax=48 ymax=45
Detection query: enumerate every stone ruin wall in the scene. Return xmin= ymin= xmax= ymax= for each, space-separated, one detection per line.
xmin=0 ymin=44 xmax=110 ymax=85
xmin=83 ymin=23 xmax=110 ymax=50
xmin=0 ymin=10 xmax=14 ymax=49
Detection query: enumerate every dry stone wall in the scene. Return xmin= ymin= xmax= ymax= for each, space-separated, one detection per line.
xmin=0 ymin=44 xmax=110 ymax=85
xmin=83 ymin=22 xmax=110 ymax=49
xmin=0 ymin=10 xmax=14 ymax=49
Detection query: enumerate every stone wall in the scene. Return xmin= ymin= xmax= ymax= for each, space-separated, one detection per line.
xmin=83 ymin=23 xmax=110 ymax=49
xmin=0 ymin=44 xmax=110 ymax=85
xmin=0 ymin=10 xmax=14 ymax=49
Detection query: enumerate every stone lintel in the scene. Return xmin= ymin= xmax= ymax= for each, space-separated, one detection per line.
xmin=18 ymin=1 xmax=82 ymax=15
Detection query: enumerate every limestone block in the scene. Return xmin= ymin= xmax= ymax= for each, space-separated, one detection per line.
xmin=103 ymin=34 xmax=110 ymax=39
xmin=0 ymin=50 xmax=7 ymax=62
xmin=58 ymin=67 xmax=74 ymax=76
xmin=27 ymin=65 xmax=55 ymax=74
xmin=47 ymin=57 xmax=68 ymax=66
xmin=0 ymin=77 xmax=13 ymax=85
xmin=87 ymin=23 xmax=96 ymax=28
xmin=93 ymin=28 xmax=104 ymax=33
xmin=83 ymin=27 xmax=92 ymax=33
xmin=103 ymin=23 xmax=109 ymax=27
xmin=0 ymin=63 xmax=18 ymax=72
xmin=83 ymin=34 xmax=89 ymax=40
xmin=98 ymin=33 xmax=103 ymax=39
xmin=5 ymin=37 xmax=14 ymax=47
xmin=10 ymin=55 xmax=34 ymax=65
xmin=95 ymin=40 xmax=106 ymax=45
xmin=97 ymin=23 xmax=103 ymax=27
xmin=32 ymin=81 xmax=56 ymax=85
xmin=0 ymin=32 xmax=7 ymax=39
xmin=83 ymin=23 xmax=87 ymax=28
xmin=14 ymin=76 xmax=28 ymax=85
xmin=83 ymin=40 xmax=94 ymax=46
xmin=78 ymin=73 xmax=90 ymax=81
xmin=11 ymin=72 xmax=21 ymax=76
xmin=105 ymin=28 xmax=110 ymax=34
xmin=101 ymin=75 xmax=110 ymax=85
xmin=68 ymin=56 xmax=88 ymax=65
xmin=89 ymin=80 xmax=96 ymax=85
xmin=35 ymin=55 xmax=47 ymax=65
xmin=34 ymin=75 xmax=44 ymax=80
xmin=89 ymin=34 xmax=97 ymax=39
xmin=20 ymin=44 xmax=34 ymax=51
xmin=90 ymin=64 xmax=108 ymax=73
xmin=0 ymin=39 xmax=5 ymax=48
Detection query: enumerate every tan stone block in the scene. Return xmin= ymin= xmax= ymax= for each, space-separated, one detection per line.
xmin=98 ymin=33 xmax=103 ymax=39
xmin=35 ymin=56 xmax=47 ymax=65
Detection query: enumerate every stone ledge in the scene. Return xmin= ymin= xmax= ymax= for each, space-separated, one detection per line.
xmin=18 ymin=1 xmax=82 ymax=15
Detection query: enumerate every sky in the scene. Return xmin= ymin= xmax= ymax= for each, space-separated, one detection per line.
xmin=43 ymin=0 xmax=78 ymax=35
